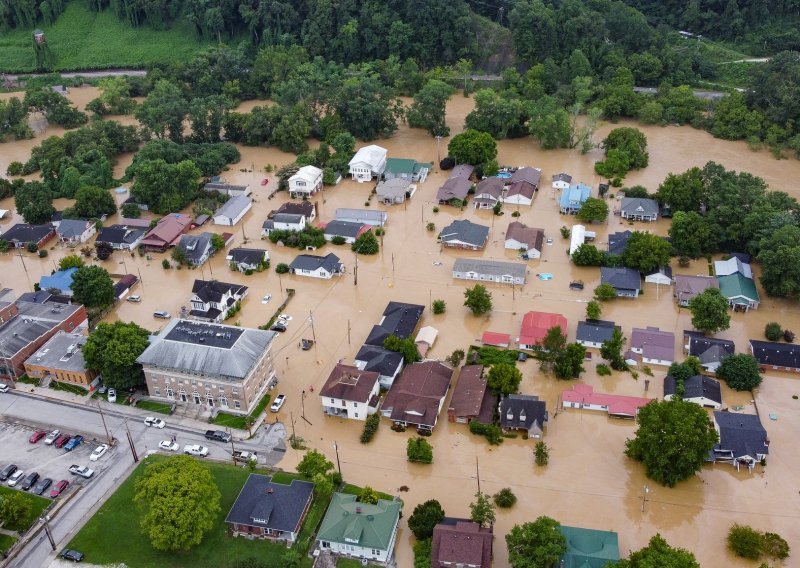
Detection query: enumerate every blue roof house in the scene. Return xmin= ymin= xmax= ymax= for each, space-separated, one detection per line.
xmin=39 ymin=267 xmax=78 ymax=297
xmin=560 ymin=183 xmax=591 ymax=214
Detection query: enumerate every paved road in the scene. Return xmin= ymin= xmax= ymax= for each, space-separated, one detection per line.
xmin=0 ymin=392 xmax=285 ymax=568
xmin=3 ymin=69 xmax=147 ymax=81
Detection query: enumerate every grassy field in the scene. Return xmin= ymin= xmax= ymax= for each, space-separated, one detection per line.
xmin=0 ymin=1 xmax=214 ymax=73
xmin=211 ymin=391 xmax=271 ymax=430
xmin=0 ymin=534 xmax=17 ymax=555
xmin=68 ymin=456 xmax=292 ymax=568
xmin=136 ymin=400 xmax=173 ymax=414
xmin=0 ymin=486 xmax=51 ymax=532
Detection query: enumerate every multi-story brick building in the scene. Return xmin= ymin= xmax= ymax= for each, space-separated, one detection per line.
xmin=136 ymin=319 xmax=277 ymax=414
xmin=23 ymin=331 xmax=97 ymax=387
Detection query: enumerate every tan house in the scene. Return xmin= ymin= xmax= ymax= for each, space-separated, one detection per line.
xmin=23 ymin=331 xmax=96 ymax=387
xmin=136 ymin=319 xmax=278 ymax=414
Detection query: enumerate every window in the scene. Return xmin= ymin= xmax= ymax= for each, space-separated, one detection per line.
xmin=166 ymin=386 xmax=174 ymax=398
xmin=234 ymin=400 xmax=241 ymax=409
xmin=331 ymin=398 xmax=335 ymax=404
xmin=153 ymin=386 xmax=161 ymax=396
xmin=354 ymin=413 xmax=359 ymax=418
xmin=220 ymin=396 xmax=228 ymax=408
xmin=352 ymin=402 xmax=358 ymax=407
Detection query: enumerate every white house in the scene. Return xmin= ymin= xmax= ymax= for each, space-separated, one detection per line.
xmin=288 ymin=166 xmax=324 ymax=198
xmin=261 ymin=213 xmax=306 ymax=237
xmin=189 ymin=280 xmax=248 ymax=323
xmin=226 ymin=248 xmax=269 ymax=272
xmin=569 ymin=224 xmax=596 ymax=257
xmin=504 ymin=222 xmax=544 ymax=258
xmin=354 ymin=345 xmax=404 ymax=390
xmin=552 ymin=172 xmax=572 ymax=190
xmin=289 ymin=253 xmax=345 ymax=279
xmin=664 ymin=374 xmax=722 ymax=409
xmin=319 ymin=363 xmax=381 ymax=421
xmin=348 ymin=145 xmax=388 ymax=182
xmin=630 ymin=327 xmax=675 ymax=367
xmin=56 ymin=219 xmax=96 ymax=245
xmin=213 ymin=195 xmax=252 ymax=226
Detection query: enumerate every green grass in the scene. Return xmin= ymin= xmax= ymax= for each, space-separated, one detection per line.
xmin=340 ymin=484 xmax=394 ymax=503
xmin=467 ymin=345 xmax=520 ymax=366
xmin=211 ymin=391 xmax=271 ymax=430
xmin=336 ymin=559 xmax=365 ymax=568
xmin=0 ymin=1 xmax=215 ymax=73
xmin=0 ymin=534 xmax=17 ymax=555
xmin=16 ymin=374 xmax=39 ymax=386
xmin=136 ymin=400 xmax=172 ymax=414
xmin=68 ymin=455 xmax=291 ymax=568
xmin=0 ymin=486 xmax=51 ymax=532
xmin=49 ymin=381 xmax=89 ymax=395
xmin=270 ymin=470 xmax=302 ymax=485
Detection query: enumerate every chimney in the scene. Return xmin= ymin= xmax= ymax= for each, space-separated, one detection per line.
xmin=267 ymin=488 xmax=274 ymax=494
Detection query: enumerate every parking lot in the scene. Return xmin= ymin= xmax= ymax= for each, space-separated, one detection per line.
xmin=0 ymin=420 xmax=114 ymax=497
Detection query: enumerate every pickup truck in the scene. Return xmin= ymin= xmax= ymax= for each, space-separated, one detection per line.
xmin=232 ymin=450 xmax=257 ymax=464
xmin=184 ymin=444 xmax=209 ymax=457
xmin=205 ymin=430 xmax=231 ymax=443
xmin=68 ymin=465 xmax=95 ymax=479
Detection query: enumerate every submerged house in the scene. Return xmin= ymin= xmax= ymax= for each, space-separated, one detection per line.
xmin=710 ymin=412 xmax=769 ymax=471
xmin=499 ymin=394 xmax=548 ymax=438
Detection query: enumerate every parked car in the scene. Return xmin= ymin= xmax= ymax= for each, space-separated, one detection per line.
xmin=64 ymin=435 xmax=84 ymax=451
xmin=32 ymin=477 xmax=52 ymax=495
xmin=68 ymin=465 xmax=94 ymax=479
xmin=205 ymin=430 xmax=230 ymax=443
xmin=270 ymin=323 xmax=287 ymax=333
xmin=89 ymin=444 xmax=108 ymax=461
xmin=153 ymin=310 xmax=171 ymax=319
xmin=183 ymin=445 xmax=209 ymax=457
xmin=0 ymin=383 xmax=8 ymax=393
xmin=232 ymin=450 xmax=257 ymax=464
xmin=127 ymin=294 xmax=141 ymax=303
xmin=270 ymin=394 xmax=286 ymax=412
xmin=144 ymin=416 xmax=166 ymax=428
xmin=29 ymin=430 xmax=47 ymax=443
xmin=261 ymin=293 xmax=272 ymax=304
xmin=0 ymin=464 xmax=18 ymax=481
xmin=158 ymin=440 xmax=179 ymax=452
xmin=7 ymin=470 xmax=24 ymax=487
xmin=44 ymin=430 xmax=60 ymax=445
xmin=50 ymin=479 xmax=70 ymax=498
xmin=20 ymin=472 xmax=40 ymax=491
xmin=260 ymin=177 xmax=269 ymax=186
xmin=107 ymin=388 xmax=117 ymax=403
xmin=60 ymin=549 xmax=84 ymax=562
xmin=54 ymin=433 xmax=72 ymax=448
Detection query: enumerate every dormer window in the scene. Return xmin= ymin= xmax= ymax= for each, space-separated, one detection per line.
xmin=506 ymin=409 xmax=513 ymax=421
xmin=519 ymin=409 xmax=527 ymax=422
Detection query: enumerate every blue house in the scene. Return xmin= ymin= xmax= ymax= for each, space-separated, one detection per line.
xmin=39 ymin=267 xmax=78 ymax=297
xmin=559 ymin=183 xmax=591 ymax=214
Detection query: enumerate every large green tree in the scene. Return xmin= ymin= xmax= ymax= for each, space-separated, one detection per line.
xmin=14 ymin=181 xmax=54 ymax=225
xmin=505 ymin=516 xmax=567 ymax=568
xmin=134 ymin=456 xmax=221 ymax=551
xmin=332 ymin=75 xmax=403 ymax=140
xmin=0 ymin=491 xmax=32 ymax=528
xmin=597 ymin=127 xmax=648 ymax=176
xmin=625 ymin=399 xmax=718 ymax=486
xmin=601 ymin=327 xmax=628 ymax=370
xmin=469 ymin=492 xmax=496 ymax=528
xmin=668 ymin=211 xmax=711 ymax=258
xmin=448 ymin=129 xmax=497 ymax=167
xmin=716 ymin=354 xmax=763 ymax=391
xmin=688 ymin=288 xmax=731 ymax=334
xmin=554 ymin=343 xmax=587 ymax=380
xmin=487 ymin=363 xmax=522 ymax=396
xmin=576 ymin=198 xmax=609 ymax=223
xmin=621 ymin=231 xmax=671 ymax=273
xmin=654 ymin=167 xmax=705 ymax=213
xmin=383 ymin=335 xmax=422 ymax=364
xmin=463 ymin=284 xmax=493 ymax=315
xmin=617 ymin=534 xmax=700 ymax=568
xmin=406 ymin=79 xmax=454 ymax=137
xmin=67 ymin=185 xmax=117 ymax=219
xmin=465 ymin=89 xmax=530 ymax=139
xmin=351 ymin=230 xmax=379 ymax=255
xmin=131 ymin=159 xmax=201 ymax=214
xmin=297 ymin=449 xmax=334 ymax=479
xmin=83 ymin=321 xmax=150 ymax=389
xmin=757 ymin=225 xmax=800 ymax=298
xmin=407 ymin=499 xmax=445 ymax=540
xmin=135 ymin=80 xmax=187 ymax=142
xmin=71 ymin=265 xmax=115 ymax=309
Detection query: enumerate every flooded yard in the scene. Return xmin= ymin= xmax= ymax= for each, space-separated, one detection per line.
xmin=1 ymin=86 xmax=799 ymax=566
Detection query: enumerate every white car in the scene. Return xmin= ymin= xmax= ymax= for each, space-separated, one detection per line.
xmin=183 ymin=445 xmax=209 ymax=457
xmin=261 ymin=294 xmax=272 ymax=304
xmin=44 ymin=430 xmax=60 ymax=445
xmin=7 ymin=470 xmax=24 ymax=486
xmin=107 ymin=388 xmax=117 ymax=403
xmin=278 ymin=314 xmax=292 ymax=322
xmin=270 ymin=394 xmax=286 ymax=412
xmin=144 ymin=417 xmax=166 ymax=428
xmin=68 ymin=464 xmax=95 ymax=479
xmin=0 ymin=383 xmax=9 ymax=393
xmin=159 ymin=440 xmax=179 ymax=452
xmin=127 ymin=295 xmax=141 ymax=303
xmin=89 ymin=444 xmax=108 ymax=462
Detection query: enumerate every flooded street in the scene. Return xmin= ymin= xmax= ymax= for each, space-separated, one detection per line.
xmin=1 ymin=87 xmax=800 ymax=566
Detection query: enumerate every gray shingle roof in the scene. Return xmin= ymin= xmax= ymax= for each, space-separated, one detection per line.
xmin=601 ymin=267 xmax=641 ymax=291
xmin=354 ymin=345 xmax=404 ymax=376
xmin=136 ymin=319 xmax=276 ymax=381
xmin=324 ymin=220 xmax=366 ymax=239
xmin=364 ymin=302 xmax=425 ymax=346
xmin=178 ymin=232 xmax=213 ymax=264
xmin=576 ymin=320 xmax=618 ymax=344
xmin=620 ymin=197 xmax=659 ymax=217
xmin=227 ymin=248 xmax=267 ymax=265
xmin=225 ymin=474 xmax=314 ymax=534
xmin=289 ymin=253 xmax=343 ymax=273
xmin=452 ymin=258 xmax=527 ymax=279
xmin=500 ymin=394 xmax=547 ymax=431
xmin=56 ymin=219 xmax=90 ymax=238
xmin=439 ymin=220 xmax=489 ymax=247
xmin=607 ymin=231 xmax=632 ymax=256
xmin=713 ymin=412 xmax=769 ymax=458
xmin=664 ymin=374 xmax=722 ymax=404
xmin=749 ymin=340 xmax=800 ymax=369
xmin=191 ymin=280 xmax=247 ymax=304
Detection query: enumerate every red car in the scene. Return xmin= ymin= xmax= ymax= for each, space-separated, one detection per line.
xmin=29 ymin=430 xmax=47 ymax=444
xmin=49 ymin=479 xmax=69 ymax=498
xmin=53 ymin=434 xmax=72 ymax=449
xmin=260 ymin=177 xmax=269 ymax=186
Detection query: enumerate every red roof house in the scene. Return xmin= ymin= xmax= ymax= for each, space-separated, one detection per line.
xmin=140 ymin=213 xmax=193 ymax=251
xmin=432 ymin=519 xmax=493 ymax=568
xmin=518 ymin=311 xmax=567 ymax=350
xmin=562 ymin=384 xmax=652 ymax=418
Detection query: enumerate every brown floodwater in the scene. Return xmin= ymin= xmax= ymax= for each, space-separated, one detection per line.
xmin=1 ymin=87 xmax=800 ymax=567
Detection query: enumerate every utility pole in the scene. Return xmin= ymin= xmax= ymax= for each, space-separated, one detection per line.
xmin=124 ymin=420 xmax=139 ymax=463
xmin=16 ymin=251 xmax=31 ymax=290
xmin=301 ymin=390 xmax=311 ymax=425
xmin=309 ymin=311 xmax=317 ymax=344
xmin=333 ymin=441 xmax=342 ymax=477
xmin=347 ymin=320 xmax=351 ymax=345
xmin=228 ymin=429 xmax=237 ymax=466
xmin=41 ymin=515 xmax=56 ymax=551
xmin=476 ymin=456 xmax=481 ymax=494
xmin=290 ymin=411 xmax=297 ymax=446
xmin=353 ymin=253 xmax=358 ymax=286
xmin=137 ymin=267 xmax=144 ymax=291
xmin=97 ymin=401 xmax=111 ymax=444
xmin=391 ymin=253 xmax=395 ymax=281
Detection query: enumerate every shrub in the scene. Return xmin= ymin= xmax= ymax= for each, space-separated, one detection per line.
xmin=534 ymin=441 xmax=549 ymax=466
xmin=784 ymin=330 xmax=795 ymax=343
xmin=331 ymin=236 xmax=346 ymax=245
xmin=678 ymin=255 xmax=691 ymax=267
xmin=360 ymin=414 xmax=380 ymax=444
xmin=162 ymin=259 xmax=170 ymax=269
xmin=374 ymin=228 xmax=385 ymax=236
xmin=432 ymin=206 xmax=439 ymax=213
xmin=6 ymin=161 xmax=23 ymax=176
xmin=469 ymin=421 xmax=503 ymax=445
xmin=560 ymin=226 xmax=570 ymax=239
xmin=511 ymin=210 xmax=520 ymax=217
xmin=275 ymin=263 xmax=290 ymax=274
xmin=38 ymin=249 xmax=48 ymax=258
xmin=761 ymin=532 xmax=790 ymax=560
xmin=445 ymin=349 xmax=465 ymax=367
xmin=596 ymin=363 xmax=612 ymax=376
xmin=25 ymin=241 xmax=38 ymax=253
xmin=764 ymin=322 xmax=783 ymax=341
xmin=426 ymin=222 xmax=436 ymax=232
xmin=407 ymin=437 xmax=433 ymax=463
xmin=728 ymin=524 xmax=764 ymax=560
xmin=432 ymin=300 xmax=446 ymax=314
xmin=493 ymin=488 xmax=517 ymax=508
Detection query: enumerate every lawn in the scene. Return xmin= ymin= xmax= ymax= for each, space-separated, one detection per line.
xmin=341 ymin=484 xmax=394 ymax=503
xmin=49 ymin=381 xmax=89 ymax=396
xmin=68 ymin=456 xmax=291 ymax=568
xmin=0 ymin=486 xmax=51 ymax=532
xmin=0 ymin=2 xmax=215 ymax=73
xmin=0 ymin=534 xmax=17 ymax=555
xmin=467 ymin=345 xmax=520 ymax=366
xmin=136 ymin=400 xmax=173 ymax=414
xmin=211 ymin=391 xmax=271 ymax=431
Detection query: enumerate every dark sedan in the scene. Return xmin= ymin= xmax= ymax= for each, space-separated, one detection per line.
xmin=0 ymin=463 xmax=17 ymax=481
xmin=20 ymin=471 xmax=40 ymax=491
xmin=32 ymin=477 xmax=52 ymax=496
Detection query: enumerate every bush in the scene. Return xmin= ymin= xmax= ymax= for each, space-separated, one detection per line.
xmin=728 ymin=524 xmax=764 ymax=560
xmin=534 ymin=441 xmax=549 ymax=466
xmin=511 ymin=210 xmax=520 ymax=217
xmin=469 ymin=421 xmax=503 ymax=445
xmin=761 ymin=532 xmax=790 ymax=560
xmin=560 ymin=226 xmax=570 ymax=239
xmin=432 ymin=300 xmax=446 ymax=314
xmin=38 ymin=249 xmax=48 ymax=258
xmin=679 ymin=255 xmax=691 ymax=267
xmin=426 ymin=222 xmax=436 ymax=232
xmin=784 ymin=329 xmax=795 ymax=343
xmin=765 ymin=322 xmax=783 ymax=341
xmin=25 ymin=241 xmax=37 ymax=253
xmin=432 ymin=206 xmax=439 ymax=213
xmin=407 ymin=437 xmax=434 ymax=463
xmin=6 ymin=161 xmax=23 ymax=176
xmin=330 ymin=236 xmax=346 ymax=245
xmin=121 ymin=203 xmax=142 ymax=218
xmin=275 ymin=263 xmax=290 ymax=274
xmin=493 ymin=488 xmax=517 ymax=508
xmin=360 ymin=414 xmax=380 ymax=444
xmin=596 ymin=363 xmax=612 ymax=376
xmin=162 ymin=259 xmax=170 ymax=269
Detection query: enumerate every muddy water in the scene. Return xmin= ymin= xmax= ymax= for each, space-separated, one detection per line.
xmin=1 ymin=89 xmax=800 ymax=566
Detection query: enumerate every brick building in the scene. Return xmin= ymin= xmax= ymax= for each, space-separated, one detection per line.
xmin=23 ymin=331 xmax=96 ymax=387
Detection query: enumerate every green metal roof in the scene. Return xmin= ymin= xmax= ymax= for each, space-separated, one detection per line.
xmin=559 ymin=526 xmax=620 ymax=568
xmin=384 ymin=158 xmax=432 ymax=176
xmin=316 ymin=493 xmax=401 ymax=550
xmin=718 ymin=273 xmax=760 ymax=302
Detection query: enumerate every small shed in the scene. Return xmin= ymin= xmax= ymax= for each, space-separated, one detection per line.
xmin=481 ymin=331 xmax=510 ymax=348
xmin=415 ymin=326 xmax=439 ymax=357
